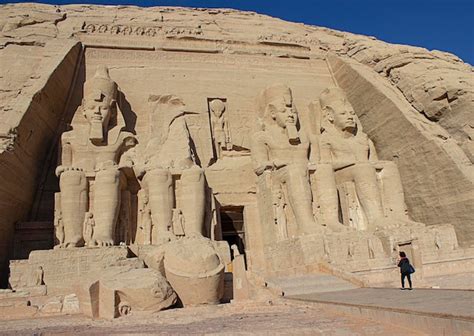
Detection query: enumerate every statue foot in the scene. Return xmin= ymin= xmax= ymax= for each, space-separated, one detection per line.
xmin=155 ymin=230 xmax=176 ymax=245
xmin=186 ymin=232 xmax=204 ymax=239
xmin=94 ymin=238 xmax=114 ymax=247
xmin=64 ymin=236 xmax=84 ymax=248
xmin=85 ymin=239 xmax=97 ymax=247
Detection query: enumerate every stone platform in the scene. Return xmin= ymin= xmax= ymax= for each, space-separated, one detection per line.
xmin=288 ymin=288 xmax=474 ymax=335
xmin=9 ymin=247 xmax=142 ymax=295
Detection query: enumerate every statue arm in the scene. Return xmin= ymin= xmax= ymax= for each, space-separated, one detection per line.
xmin=309 ymin=134 xmax=320 ymax=164
xmin=319 ymin=139 xmax=332 ymax=163
xmin=319 ymin=137 xmax=355 ymax=170
xmin=224 ymin=118 xmax=231 ymax=142
xmin=251 ymin=132 xmax=272 ymax=175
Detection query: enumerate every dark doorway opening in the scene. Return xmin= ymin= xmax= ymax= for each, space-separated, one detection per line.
xmin=220 ymin=206 xmax=245 ymax=259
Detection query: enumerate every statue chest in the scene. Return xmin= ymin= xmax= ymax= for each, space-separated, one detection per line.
xmin=330 ymin=137 xmax=369 ymax=161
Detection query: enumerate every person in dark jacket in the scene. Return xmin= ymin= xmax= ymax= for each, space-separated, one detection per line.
xmin=397 ymin=251 xmax=413 ymax=290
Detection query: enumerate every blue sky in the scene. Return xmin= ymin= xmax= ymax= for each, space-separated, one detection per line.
xmin=3 ymin=0 xmax=473 ymax=64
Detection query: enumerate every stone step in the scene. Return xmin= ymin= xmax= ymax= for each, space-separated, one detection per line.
xmin=266 ymin=273 xmax=358 ymax=296
xmin=287 ymin=288 xmax=474 ymax=335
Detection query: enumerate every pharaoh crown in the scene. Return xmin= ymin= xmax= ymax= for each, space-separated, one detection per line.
xmin=84 ymin=65 xmax=118 ymax=101
xmin=319 ymin=87 xmax=347 ymax=110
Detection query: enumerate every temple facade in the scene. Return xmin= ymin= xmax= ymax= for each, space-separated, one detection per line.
xmin=0 ymin=4 xmax=473 ymax=318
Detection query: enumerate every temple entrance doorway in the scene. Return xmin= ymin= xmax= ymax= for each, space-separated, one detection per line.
xmin=220 ymin=206 xmax=245 ymax=259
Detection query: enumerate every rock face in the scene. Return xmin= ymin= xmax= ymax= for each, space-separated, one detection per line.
xmin=0 ymin=3 xmax=472 ymax=290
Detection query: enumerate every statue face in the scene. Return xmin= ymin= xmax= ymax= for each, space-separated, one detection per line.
xmin=210 ymin=99 xmax=225 ymax=118
xmin=82 ymin=93 xmax=115 ymax=142
xmin=328 ymin=99 xmax=357 ymax=131
xmin=270 ymin=91 xmax=297 ymax=128
xmin=83 ymin=96 xmax=112 ymax=128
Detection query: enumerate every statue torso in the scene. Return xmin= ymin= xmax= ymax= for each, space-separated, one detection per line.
xmin=321 ymin=130 xmax=370 ymax=163
xmin=260 ymin=127 xmax=310 ymax=164
xmin=63 ymin=128 xmax=129 ymax=173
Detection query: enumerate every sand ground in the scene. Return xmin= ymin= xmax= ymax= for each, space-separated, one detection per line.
xmin=0 ymin=298 xmax=424 ymax=336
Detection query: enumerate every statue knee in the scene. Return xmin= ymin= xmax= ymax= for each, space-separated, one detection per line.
xmin=145 ymin=168 xmax=171 ymax=184
xmin=60 ymin=169 xmax=86 ymax=187
xmin=182 ymin=166 xmax=204 ymax=183
xmin=353 ymin=163 xmax=377 ymax=179
xmin=288 ymin=163 xmax=308 ymax=179
xmin=96 ymin=168 xmax=120 ymax=184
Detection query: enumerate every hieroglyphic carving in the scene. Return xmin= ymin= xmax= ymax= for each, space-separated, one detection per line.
xmin=82 ymin=22 xmax=203 ymax=38
xmin=258 ymin=34 xmax=318 ymax=48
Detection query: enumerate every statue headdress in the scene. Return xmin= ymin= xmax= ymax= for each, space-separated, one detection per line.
xmin=83 ymin=65 xmax=117 ymax=102
xmin=256 ymin=84 xmax=292 ymax=129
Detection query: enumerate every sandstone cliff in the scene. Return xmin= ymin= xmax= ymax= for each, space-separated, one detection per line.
xmin=0 ymin=3 xmax=472 ymax=283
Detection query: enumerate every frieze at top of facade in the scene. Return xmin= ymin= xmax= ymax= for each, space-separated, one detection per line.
xmin=80 ymin=22 xmax=204 ymax=37
xmin=258 ymin=34 xmax=319 ymax=48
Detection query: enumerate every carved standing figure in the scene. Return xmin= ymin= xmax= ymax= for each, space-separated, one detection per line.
xmin=139 ymin=193 xmax=153 ymax=245
xmin=272 ymin=187 xmax=288 ymax=240
xmin=252 ymin=84 xmax=321 ymax=236
xmin=55 ymin=65 xmax=137 ymax=247
xmin=27 ymin=266 xmax=44 ymax=287
xmin=53 ymin=208 xmax=65 ymax=248
xmin=316 ymin=87 xmax=409 ymax=231
xmin=209 ymin=99 xmax=232 ymax=159
xmin=83 ymin=212 xmax=96 ymax=247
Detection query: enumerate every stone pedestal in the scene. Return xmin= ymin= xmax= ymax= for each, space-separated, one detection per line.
xmin=9 ymin=247 xmax=140 ymax=295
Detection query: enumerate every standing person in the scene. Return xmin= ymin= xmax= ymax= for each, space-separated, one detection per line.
xmin=398 ymin=251 xmax=413 ymax=290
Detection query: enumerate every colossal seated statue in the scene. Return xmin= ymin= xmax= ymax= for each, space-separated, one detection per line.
xmin=55 ymin=65 xmax=137 ymax=247
xmin=314 ymin=87 xmax=411 ymax=231
xmin=134 ymin=95 xmax=206 ymax=244
xmin=251 ymin=84 xmax=322 ymax=237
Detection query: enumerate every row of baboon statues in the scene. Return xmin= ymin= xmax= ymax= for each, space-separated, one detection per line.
xmin=53 ymin=65 xmax=414 ymax=248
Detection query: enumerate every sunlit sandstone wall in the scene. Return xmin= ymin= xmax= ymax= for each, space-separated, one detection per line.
xmin=0 ymin=3 xmax=473 ymax=285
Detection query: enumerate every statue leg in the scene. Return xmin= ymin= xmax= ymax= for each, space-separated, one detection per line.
xmin=285 ymin=164 xmax=320 ymax=236
xmin=378 ymin=161 xmax=408 ymax=219
xmin=93 ymin=168 xmax=121 ymax=246
xmin=180 ymin=166 xmax=205 ymax=237
xmin=59 ymin=170 xmax=87 ymax=247
xmin=314 ymin=164 xmax=346 ymax=231
xmin=351 ymin=163 xmax=385 ymax=229
xmin=144 ymin=168 xmax=174 ymax=243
